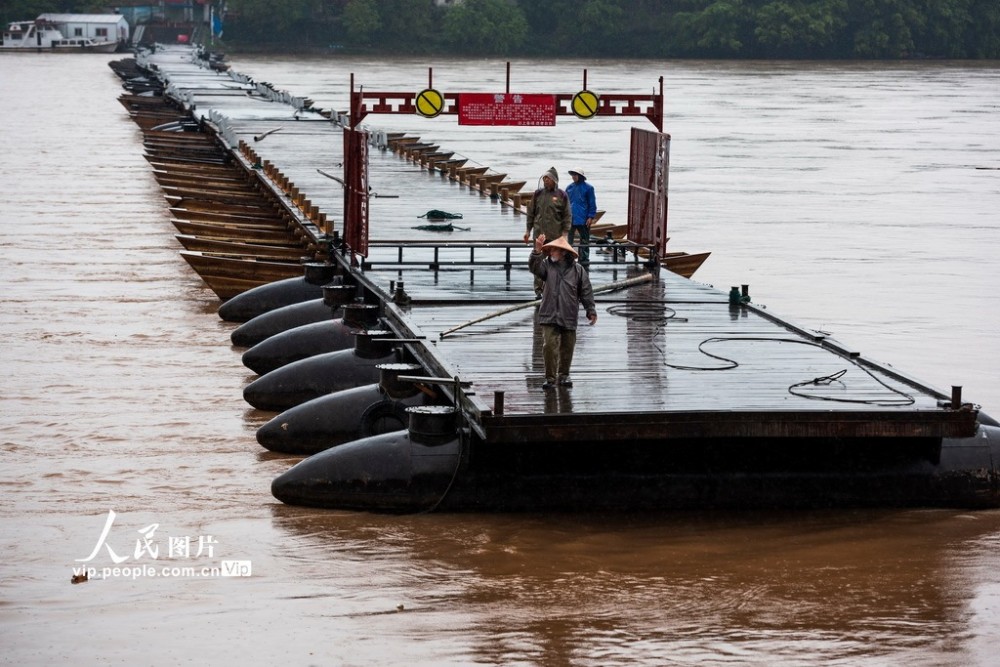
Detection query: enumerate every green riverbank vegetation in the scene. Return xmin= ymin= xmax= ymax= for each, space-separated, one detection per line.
xmin=4 ymin=0 xmax=998 ymax=58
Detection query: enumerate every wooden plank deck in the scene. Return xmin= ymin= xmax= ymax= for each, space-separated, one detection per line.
xmin=367 ymin=266 xmax=971 ymax=442
xmin=134 ymin=47 xmax=976 ymax=445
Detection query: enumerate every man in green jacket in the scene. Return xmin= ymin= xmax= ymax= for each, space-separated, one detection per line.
xmin=523 ymin=167 xmax=572 ymax=297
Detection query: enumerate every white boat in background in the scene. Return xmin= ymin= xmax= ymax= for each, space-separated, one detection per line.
xmin=1 ymin=20 xmax=119 ymax=52
xmin=52 ymin=37 xmax=119 ymax=53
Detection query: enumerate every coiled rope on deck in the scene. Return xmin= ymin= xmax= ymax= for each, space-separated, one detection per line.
xmin=605 ymin=305 xmax=915 ymax=406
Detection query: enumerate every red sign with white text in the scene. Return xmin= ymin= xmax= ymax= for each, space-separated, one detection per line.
xmin=457 ymin=93 xmax=556 ymax=126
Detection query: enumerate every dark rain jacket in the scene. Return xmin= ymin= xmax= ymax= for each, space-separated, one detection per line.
xmin=526 ymin=187 xmax=572 ymax=240
xmin=528 ymin=251 xmax=596 ymax=330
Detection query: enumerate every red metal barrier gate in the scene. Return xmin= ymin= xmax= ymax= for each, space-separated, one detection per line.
xmin=342 ymin=67 xmax=669 ymax=261
xmin=627 ymin=128 xmax=671 ymax=258
xmin=343 ymin=126 xmax=369 ymax=258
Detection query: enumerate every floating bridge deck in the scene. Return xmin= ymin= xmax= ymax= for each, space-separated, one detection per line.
xmin=130 ymin=46 xmax=977 ymax=446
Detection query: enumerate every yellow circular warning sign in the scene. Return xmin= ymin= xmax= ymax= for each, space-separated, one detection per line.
xmin=571 ymin=90 xmax=600 ymax=119
xmin=415 ymin=88 xmax=445 ymax=118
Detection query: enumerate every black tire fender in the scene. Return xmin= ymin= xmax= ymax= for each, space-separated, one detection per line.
xmin=358 ymin=399 xmax=409 ymax=438
xmin=978 ymin=411 xmax=999 ymax=427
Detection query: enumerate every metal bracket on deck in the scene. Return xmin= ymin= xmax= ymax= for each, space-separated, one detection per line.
xmin=398 ymin=375 xmax=480 ymax=431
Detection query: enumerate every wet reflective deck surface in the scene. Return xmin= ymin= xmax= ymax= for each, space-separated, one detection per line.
xmin=148 ymin=48 xmax=965 ymax=439
xmin=385 ymin=269 xmax=952 ymax=424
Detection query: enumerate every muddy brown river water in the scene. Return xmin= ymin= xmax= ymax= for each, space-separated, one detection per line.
xmin=1 ymin=53 xmax=998 ymax=665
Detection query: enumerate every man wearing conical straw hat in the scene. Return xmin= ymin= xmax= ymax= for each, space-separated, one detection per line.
xmin=528 ymin=233 xmax=598 ymax=391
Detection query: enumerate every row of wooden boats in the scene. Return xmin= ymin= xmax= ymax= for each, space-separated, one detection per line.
xmin=384 ymin=131 xmax=711 ymax=278
xmin=120 ymin=89 xmax=327 ymax=298
xmin=119 ymin=67 xmax=708 ymax=302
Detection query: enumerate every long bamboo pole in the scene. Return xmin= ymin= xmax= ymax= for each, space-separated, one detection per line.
xmin=438 ymin=272 xmax=654 ymax=339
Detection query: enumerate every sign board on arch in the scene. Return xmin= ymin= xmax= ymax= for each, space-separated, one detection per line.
xmin=457 ymin=93 xmax=556 ymax=126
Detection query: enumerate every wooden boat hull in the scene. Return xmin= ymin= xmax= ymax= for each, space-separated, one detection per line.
xmin=153 ymin=170 xmax=255 ymax=192
xmin=175 ymin=235 xmax=311 ymax=261
xmin=662 ymin=251 xmax=711 ymax=278
xmin=168 ymin=207 xmax=284 ymax=225
xmin=148 ymin=157 xmax=240 ymax=172
xmin=172 ymin=220 xmax=299 ymax=245
xmin=164 ymin=196 xmax=279 ymax=217
xmin=144 ymin=147 xmax=228 ymax=162
xmin=119 ymin=94 xmax=171 ymax=110
xmin=433 ymin=158 xmax=468 ymax=172
xmin=143 ymin=149 xmax=229 ymax=165
xmin=160 ymin=185 xmax=270 ymax=206
xmin=145 ymin=157 xmax=237 ymax=174
xmin=143 ymin=137 xmax=221 ymax=150
xmin=180 ymin=251 xmax=305 ymax=299
xmin=142 ymin=129 xmax=214 ymax=142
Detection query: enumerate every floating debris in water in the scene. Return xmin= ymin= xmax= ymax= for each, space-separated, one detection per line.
xmin=413 ymin=222 xmax=470 ymax=232
xmin=417 ymin=209 xmax=463 ymax=220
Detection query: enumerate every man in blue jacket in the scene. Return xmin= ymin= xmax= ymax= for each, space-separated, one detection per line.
xmin=566 ymin=168 xmax=597 ymax=267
